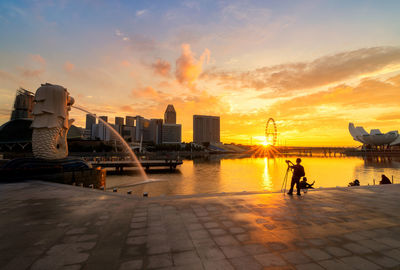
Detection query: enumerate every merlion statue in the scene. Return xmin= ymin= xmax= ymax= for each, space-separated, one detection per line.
xmin=31 ymin=83 xmax=75 ymax=159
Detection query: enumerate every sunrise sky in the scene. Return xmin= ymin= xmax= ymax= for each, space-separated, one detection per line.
xmin=1 ymin=0 xmax=400 ymax=146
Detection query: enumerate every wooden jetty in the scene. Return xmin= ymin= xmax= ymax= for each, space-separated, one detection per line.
xmin=89 ymin=160 xmax=183 ymax=171
xmin=275 ymin=146 xmax=347 ymax=157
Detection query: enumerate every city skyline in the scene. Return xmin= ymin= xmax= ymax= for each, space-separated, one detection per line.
xmin=1 ymin=1 xmax=400 ymax=146
xmin=86 ymin=104 xmax=183 ymax=144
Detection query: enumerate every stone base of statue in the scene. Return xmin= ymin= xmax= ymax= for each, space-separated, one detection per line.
xmin=0 ymin=158 xmax=105 ymax=189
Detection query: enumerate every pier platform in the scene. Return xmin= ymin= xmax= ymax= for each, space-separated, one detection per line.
xmin=89 ymin=160 xmax=183 ymax=171
xmin=1 ymin=182 xmax=400 ymax=269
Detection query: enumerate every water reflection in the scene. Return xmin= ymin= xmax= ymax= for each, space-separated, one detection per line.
xmin=106 ymin=156 xmax=400 ymax=197
xmin=262 ymin=158 xmax=273 ymax=191
xmin=362 ymin=156 xmax=400 ymax=168
xmin=192 ymin=157 xmax=222 ymax=195
xmin=353 ymin=156 xmax=400 ymax=185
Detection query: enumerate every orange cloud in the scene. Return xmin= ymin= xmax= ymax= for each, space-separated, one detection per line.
xmin=204 ymin=46 xmax=400 ymax=92
xmin=30 ymin=54 xmax=46 ymax=65
xmin=151 ymin=59 xmax=171 ymax=77
xmin=121 ymin=105 xmax=135 ymax=113
xmin=175 ymin=43 xmax=210 ymax=84
xmin=131 ymin=86 xmax=166 ymax=101
xmin=271 ymin=75 xmax=400 ymax=110
xmin=158 ymin=81 xmax=171 ymax=88
xmin=376 ymin=112 xmax=400 ymax=121
xmin=64 ymin=61 xmax=75 ymax=72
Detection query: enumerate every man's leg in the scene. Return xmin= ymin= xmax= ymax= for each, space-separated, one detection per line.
xmin=288 ymin=178 xmax=295 ymax=194
xmin=296 ymin=178 xmax=301 ymax=195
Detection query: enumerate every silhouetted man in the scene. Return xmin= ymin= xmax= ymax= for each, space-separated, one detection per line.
xmin=287 ymin=158 xmax=305 ymax=196
xmin=380 ymin=174 xmax=392 ymax=185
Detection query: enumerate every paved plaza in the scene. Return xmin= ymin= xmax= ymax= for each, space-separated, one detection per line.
xmin=1 ymin=181 xmax=400 ymax=270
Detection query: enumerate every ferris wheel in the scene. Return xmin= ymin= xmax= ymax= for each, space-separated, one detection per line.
xmin=265 ymin=118 xmax=277 ymax=146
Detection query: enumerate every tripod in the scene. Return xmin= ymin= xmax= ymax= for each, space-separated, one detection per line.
xmin=281 ymin=164 xmax=291 ymax=194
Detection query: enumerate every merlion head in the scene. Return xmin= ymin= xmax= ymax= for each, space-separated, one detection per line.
xmin=31 ymin=83 xmax=74 ymax=129
xmin=31 ymin=83 xmax=75 ymax=160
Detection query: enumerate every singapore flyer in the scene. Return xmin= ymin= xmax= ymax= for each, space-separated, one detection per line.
xmin=265 ymin=118 xmax=277 ymax=146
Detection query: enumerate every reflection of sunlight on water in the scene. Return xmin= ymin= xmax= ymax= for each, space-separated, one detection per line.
xmin=262 ymin=158 xmax=273 ymax=191
xmin=106 ymin=156 xmax=400 ymax=197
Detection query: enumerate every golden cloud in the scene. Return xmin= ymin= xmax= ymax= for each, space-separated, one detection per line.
xmin=121 ymin=105 xmax=135 ymax=113
xmin=376 ymin=112 xmax=400 ymax=121
xmin=176 ymin=43 xmax=210 ymax=84
xmin=131 ymin=86 xmax=167 ymax=102
xmin=204 ymin=46 xmax=400 ymax=92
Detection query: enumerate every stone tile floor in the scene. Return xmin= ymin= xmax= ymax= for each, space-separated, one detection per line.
xmin=0 ymin=181 xmax=400 ymax=270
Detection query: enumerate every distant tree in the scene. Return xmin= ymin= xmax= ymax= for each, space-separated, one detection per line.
xmin=184 ymin=143 xmax=192 ymax=151
xmin=202 ymin=142 xmax=210 ymax=148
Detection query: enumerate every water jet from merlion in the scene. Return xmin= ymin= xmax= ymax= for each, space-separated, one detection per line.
xmin=72 ymin=105 xmax=148 ymax=180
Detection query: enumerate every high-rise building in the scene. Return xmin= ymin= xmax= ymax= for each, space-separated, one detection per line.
xmin=132 ymin=116 xmax=149 ymax=142
xmin=150 ymin=119 xmax=163 ymax=144
xmin=142 ymin=119 xmax=152 ymax=142
xmin=90 ymin=116 xmax=112 ymax=140
xmin=115 ymin=117 xmax=124 ymax=126
xmin=85 ymin=114 xmax=96 ymax=139
xmin=135 ymin=115 xmax=144 ymax=141
xmin=92 ymin=122 xmax=111 ymax=141
xmin=85 ymin=114 xmax=96 ymax=131
xmin=193 ymin=115 xmax=220 ymax=144
xmin=162 ymin=124 xmax=181 ymax=143
xmin=122 ymin=126 xmax=136 ymax=142
xmin=10 ymin=88 xmax=34 ymax=120
xmin=126 ymin=116 xmax=135 ymax=126
xmin=91 ymin=124 xmax=99 ymax=139
xmin=114 ymin=117 xmax=124 ymax=135
xmin=164 ymin=104 xmax=176 ymax=124
xmin=99 ymin=116 xmax=108 ymax=123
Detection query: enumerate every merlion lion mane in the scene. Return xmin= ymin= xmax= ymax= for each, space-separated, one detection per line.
xmin=31 ymin=83 xmax=75 ymax=159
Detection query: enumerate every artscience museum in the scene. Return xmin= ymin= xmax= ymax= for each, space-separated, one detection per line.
xmin=349 ymin=123 xmax=400 ymax=147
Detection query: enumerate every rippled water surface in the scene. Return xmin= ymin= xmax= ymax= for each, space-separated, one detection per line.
xmin=106 ymin=156 xmax=400 ymax=197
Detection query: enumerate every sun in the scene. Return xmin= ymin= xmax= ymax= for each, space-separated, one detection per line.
xmin=261 ymin=140 xmax=272 ymax=146
xmin=252 ymin=140 xmax=281 ymax=158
